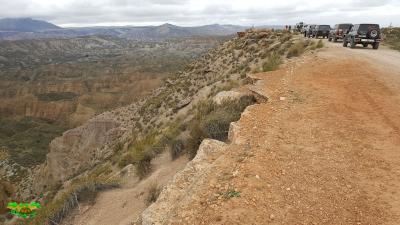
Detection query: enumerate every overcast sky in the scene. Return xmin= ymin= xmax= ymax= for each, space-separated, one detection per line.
xmin=0 ymin=0 xmax=399 ymax=27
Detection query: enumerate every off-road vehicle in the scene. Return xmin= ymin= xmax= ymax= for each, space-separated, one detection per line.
xmin=328 ymin=23 xmax=352 ymax=42
xmin=343 ymin=24 xmax=381 ymax=49
xmin=312 ymin=25 xmax=331 ymax=38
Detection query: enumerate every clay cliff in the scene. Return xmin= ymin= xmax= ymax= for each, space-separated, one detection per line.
xmin=31 ymin=28 xmax=294 ymax=197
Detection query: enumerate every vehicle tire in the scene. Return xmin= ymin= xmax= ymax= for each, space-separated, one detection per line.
xmin=372 ymin=42 xmax=379 ymax=49
xmin=350 ymin=38 xmax=356 ymax=49
xmin=362 ymin=43 xmax=368 ymax=48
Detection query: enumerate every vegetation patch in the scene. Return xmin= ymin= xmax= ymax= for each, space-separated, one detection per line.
xmin=26 ymin=177 xmax=120 ymax=225
xmin=0 ymin=117 xmax=67 ymax=168
xmin=287 ymin=40 xmax=307 ymax=58
xmin=169 ymin=139 xmax=184 ymax=160
xmin=382 ymin=27 xmax=400 ymax=51
xmin=147 ymin=183 xmax=162 ymax=205
xmin=223 ymin=189 xmax=241 ymax=199
xmin=262 ymin=52 xmax=282 ymax=72
xmin=187 ymin=95 xmax=256 ymax=159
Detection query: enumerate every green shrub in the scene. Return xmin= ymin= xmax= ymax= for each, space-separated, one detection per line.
xmin=187 ymin=95 xmax=256 ymax=159
xmin=0 ymin=117 xmax=66 ymax=168
xmin=262 ymin=52 xmax=282 ymax=72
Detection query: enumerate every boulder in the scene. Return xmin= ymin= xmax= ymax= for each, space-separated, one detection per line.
xmin=212 ymin=91 xmax=244 ymax=105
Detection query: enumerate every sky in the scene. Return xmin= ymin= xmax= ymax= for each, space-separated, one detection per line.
xmin=0 ymin=0 xmax=399 ymax=27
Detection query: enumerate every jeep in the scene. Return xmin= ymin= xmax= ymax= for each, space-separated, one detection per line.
xmin=343 ymin=24 xmax=381 ymax=49
xmin=328 ymin=23 xmax=352 ymax=42
xmin=312 ymin=25 xmax=331 ymax=38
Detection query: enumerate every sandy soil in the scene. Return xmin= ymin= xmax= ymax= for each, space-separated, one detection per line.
xmin=61 ymin=152 xmax=188 ymax=225
xmin=163 ymin=40 xmax=400 ymax=224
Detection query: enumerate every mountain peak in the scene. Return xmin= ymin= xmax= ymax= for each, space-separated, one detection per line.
xmin=0 ymin=17 xmax=61 ymax=32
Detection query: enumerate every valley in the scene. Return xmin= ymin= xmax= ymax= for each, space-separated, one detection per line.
xmin=0 ymin=35 xmax=224 ymax=181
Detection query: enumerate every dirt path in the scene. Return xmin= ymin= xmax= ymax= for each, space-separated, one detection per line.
xmin=161 ymin=41 xmax=400 ymax=224
xmin=61 ymin=152 xmax=188 ymax=225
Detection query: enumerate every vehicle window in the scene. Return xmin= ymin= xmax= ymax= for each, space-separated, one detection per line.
xmin=359 ymin=24 xmax=379 ymax=31
xmin=338 ymin=24 xmax=352 ymax=30
xmin=319 ymin=25 xmax=330 ymax=30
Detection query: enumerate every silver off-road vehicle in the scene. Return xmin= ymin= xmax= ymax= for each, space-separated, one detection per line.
xmin=343 ymin=24 xmax=381 ymax=49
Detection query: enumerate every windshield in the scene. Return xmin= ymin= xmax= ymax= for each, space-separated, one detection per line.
xmin=318 ymin=25 xmax=330 ymax=31
xmin=359 ymin=24 xmax=379 ymax=32
xmin=338 ymin=24 xmax=352 ymax=30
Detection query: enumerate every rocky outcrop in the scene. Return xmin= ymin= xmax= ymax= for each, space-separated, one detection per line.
xmin=33 ymin=119 xmax=124 ymax=191
xmin=141 ymin=139 xmax=227 ymax=225
xmin=212 ymin=90 xmax=245 ymax=105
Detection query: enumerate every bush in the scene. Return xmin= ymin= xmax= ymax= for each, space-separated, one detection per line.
xmin=117 ymin=152 xmax=135 ymax=168
xmin=170 ymin=139 xmax=184 ymax=160
xmin=287 ymin=40 xmax=306 ymax=58
xmin=382 ymin=27 xmax=400 ymax=51
xmin=262 ymin=52 xmax=282 ymax=72
xmin=316 ymin=39 xmax=324 ymax=48
xmin=147 ymin=183 xmax=161 ymax=204
xmin=186 ymin=95 xmax=256 ymax=159
xmin=135 ymin=152 xmax=153 ymax=179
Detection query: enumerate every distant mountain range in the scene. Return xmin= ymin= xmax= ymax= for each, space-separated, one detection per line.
xmin=0 ymin=18 xmax=61 ymax=32
xmin=0 ymin=18 xmax=283 ymax=41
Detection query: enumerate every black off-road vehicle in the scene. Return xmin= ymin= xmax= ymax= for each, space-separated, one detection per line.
xmin=312 ymin=25 xmax=331 ymax=38
xmin=343 ymin=24 xmax=381 ymax=49
xmin=328 ymin=23 xmax=352 ymax=42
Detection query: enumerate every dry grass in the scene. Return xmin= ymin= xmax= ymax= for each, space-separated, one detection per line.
xmin=382 ymin=27 xmax=400 ymax=51
xmin=26 ymin=177 xmax=120 ymax=225
xmin=262 ymin=52 xmax=282 ymax=72
xmin=187 ymin=95 xmax=257 ymax=159
xmin=146 ymin=183 xmax=162 ymax=205
xmin=287 ymin=40 xmax=307 ymax=58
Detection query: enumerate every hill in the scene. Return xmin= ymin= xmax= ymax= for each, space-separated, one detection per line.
xmin=0 ymin=20 xmax=246 ymax=40
xmin=0 ymin=18 xmax=61 ymax=32
xmin=17 ymin=29 xmax=306 ymax=225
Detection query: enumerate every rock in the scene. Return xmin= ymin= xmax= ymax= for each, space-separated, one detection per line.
xmin=175 ymin=97 xmax=192 ymax=110
xmin=213 ymin=91 xmax=244 ymax=105
xmin=33 ymin=119 xmax=122 ymax=192
xmin=141 ymin=139 xmax=227 ymax=225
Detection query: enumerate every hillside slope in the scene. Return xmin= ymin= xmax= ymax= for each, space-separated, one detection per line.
xmin=141 ymin=40 xmax=400 ymax=224
xmin=0 ymin=29 xmax=308 ymax=225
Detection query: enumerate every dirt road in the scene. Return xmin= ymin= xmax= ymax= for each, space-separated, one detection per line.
xmin=161 ymin=41 xmax=400 ymax=224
